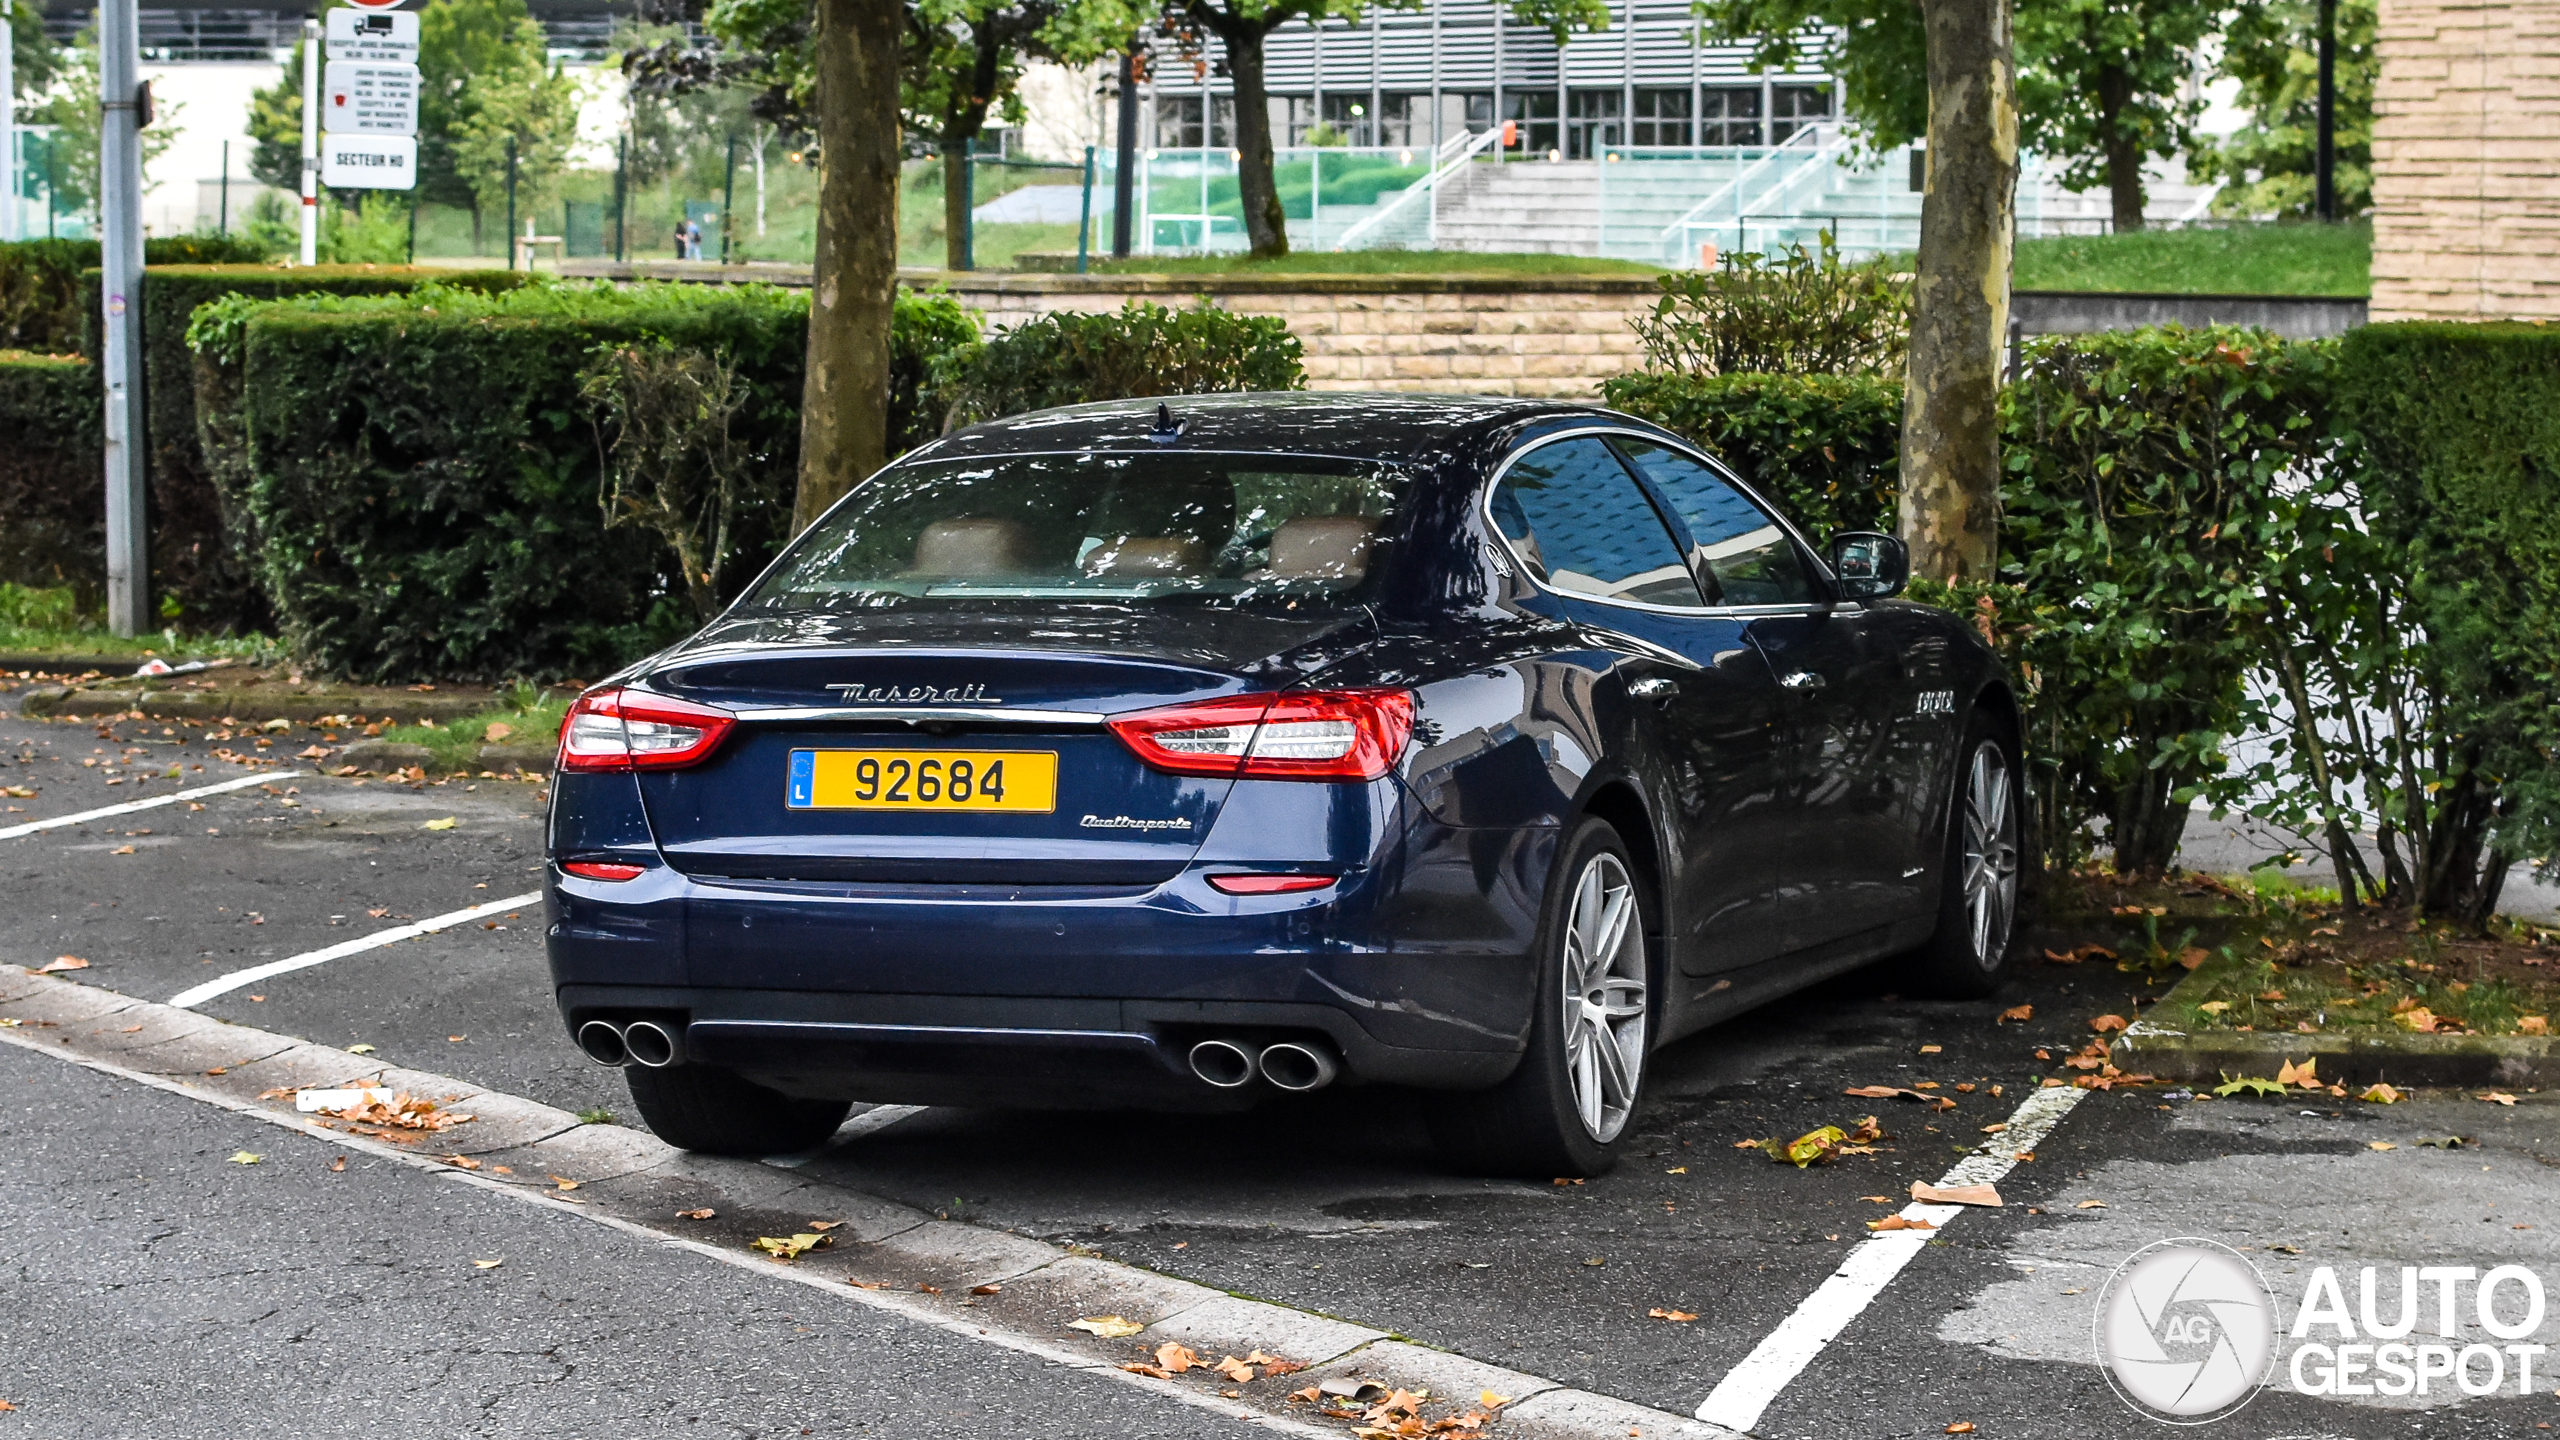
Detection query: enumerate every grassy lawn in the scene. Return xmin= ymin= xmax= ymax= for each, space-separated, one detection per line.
xmin=368 ymin=685 xmax=571 ymax=774
xmin=0 ymin=585 xmax=274 ymax=665
xmin=2012 ymin=219 xmax=2371 ymax=297
xmin=1082 ymin=249 xmax=1662 ymax=277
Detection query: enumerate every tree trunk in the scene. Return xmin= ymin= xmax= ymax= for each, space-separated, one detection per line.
xmin=943 ymin=139 xmax=970 ymax=270
xmin=2096 ymin=64 xmax=2145 ymax=232
xmin=1896 ymin=0 xmax=2018 ymax=584
xmin=2108 ymin=762 xmax=2193 ymax=875
xmin=1218 ymin=23 xmax=1290 ymax=259
xmin=796 ymin=0 xmax=903 ymax=535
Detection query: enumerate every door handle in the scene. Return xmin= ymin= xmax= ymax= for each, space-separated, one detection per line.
xmin=1779 ymin=670 xmax=1828 ymax=692
xmin=1627 ymin=676 xmax=1678 ymax=699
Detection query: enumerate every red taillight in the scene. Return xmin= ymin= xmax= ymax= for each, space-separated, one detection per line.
xmin=555 ymin=687 xmax=737 ymax=773
xmin=562 ymin=860 xmax=647 ymax=881
xmin=1107 ymin=689 xmax=1413 ymax=781
xmin=1206 ymin=873 xmax=1338 ymax=895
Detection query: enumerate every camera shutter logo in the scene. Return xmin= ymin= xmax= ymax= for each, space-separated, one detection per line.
xmin=2093 ymin=1238 xmax=2278 ymax=1423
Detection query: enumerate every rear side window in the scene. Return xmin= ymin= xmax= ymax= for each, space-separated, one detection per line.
xmin=1488 ymin=438 xmax=1702 ymax=608
xmin=1616 ymin=440 xmax=1817 ymax=607
xmin=745 ymin=452 xmax=1408 ymax=611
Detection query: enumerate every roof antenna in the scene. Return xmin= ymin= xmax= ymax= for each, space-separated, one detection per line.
xmin=1149 ymin=401 xmax=1185 ymax=443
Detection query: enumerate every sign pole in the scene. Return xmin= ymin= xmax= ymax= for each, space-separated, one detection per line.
xmin=300 ymin=19 xmax=321 ymax=265
xmin=99 ymin=0 xmax=149 ymax=636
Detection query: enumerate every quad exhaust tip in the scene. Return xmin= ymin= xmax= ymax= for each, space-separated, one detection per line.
xmin=576 ymin=1019 xmax=679 ymax=1068
xmin=1259 ymin=1041 xmax=1339 ymax=1092
xmin=1188 ymin=1038 xmax=1260 ymax=1088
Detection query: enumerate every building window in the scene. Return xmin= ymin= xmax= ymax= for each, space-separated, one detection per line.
xmin=1565 ymin=88 xmax=1622 ymax=159
xmin=1700 ymin=87 xmax=1764 ymax=146
xmin=1771 ymin=85 xmax=1833 ymax=143
xmin=1631 ymin=87 xmax=1692 ymax=147
xmin=1319 ymin=93 xmax=1373 ymax=146
xmin=1374 ymin=93 xmax=1425 ymax=149
xmin=1155 ymin=95 xmax=1236 ymax=149
xmin=1502 ymin=91 xmax=1558 ymax=155
xmin=1274 ymin=95 xmax=1318 ymax=146
xmin=1445 ymin=92 xmax=1496 ymax=138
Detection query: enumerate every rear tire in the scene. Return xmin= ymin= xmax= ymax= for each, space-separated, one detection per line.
xmin=1908 ymin=714 xmax=2023 ymax=998
xmin=1426 ymin=817 xmax=1653 ymax=1179
xmin=625 ymin=1063 xmax=853 ymax=1156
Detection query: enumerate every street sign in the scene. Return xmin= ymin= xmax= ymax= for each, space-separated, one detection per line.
xmin=338 ymin=0 xmax=409 ymax=13
xmin=323 ymin=60 xmax=418 ymax=134
xmin=319 ymin=131 xmax=416 ymax=189
xmin=325 ymin=8 xmax=418 ymax=62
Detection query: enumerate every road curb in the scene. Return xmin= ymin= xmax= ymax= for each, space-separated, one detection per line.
xmin=19 ymin=684 xmax=492 ymax=726
xmin=2115 ymin=952 xmax=2559 ymax=1087
xmin=0 ymin=967 xmax=1743 ymax=1440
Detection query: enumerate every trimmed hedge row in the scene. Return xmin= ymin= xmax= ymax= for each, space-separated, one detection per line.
xmin=0 ymin=236 xmax=271 ymax=352
xmin=0 ymin=353 xmax=105 ymax=605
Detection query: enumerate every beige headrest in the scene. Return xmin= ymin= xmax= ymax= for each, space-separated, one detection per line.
xmin=1266 ymin=516 xmax=1376 ymax=580
xmin=1082 ymin=536 xmax=1207 ymax=576
xmin=913 ymin=518 xmax=1035 ymax=577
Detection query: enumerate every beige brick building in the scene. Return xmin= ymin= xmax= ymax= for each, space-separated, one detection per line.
xmin=2371 ymin=0 xmax=2560 ymax=319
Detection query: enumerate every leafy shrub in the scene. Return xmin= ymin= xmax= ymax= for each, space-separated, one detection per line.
xmin=201 ymin=280 xmax=812 ymax=681
xmin=0 ymin=352 xmax=104 ymax=606
xmin=890 ymin=291 xmax=977 ymax=452
xmin=1628 ymin=235 xmax=1912 ymax=378
xmin=0 ymin=235 xmax=273 ymax=351
xmin=1601 ymin=370 xmax=1901 ymax=538
xmin=579 ymin=340 xmax=758 ymax=623
xmin=933 ymin=299 xmax=1305 ymax=428
xmin=2328 ymin=322 xmax=2560 ymax=922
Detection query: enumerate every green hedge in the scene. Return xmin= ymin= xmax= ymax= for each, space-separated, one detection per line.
xmin=934 ymin=300 xmax=1305 ymax=427
xmin=2335 ymin=322 xmax=2560 ymax=894
xmin=0 ymin=353 xmax=105 ymax=605
xmin=0 ymin=235 xmax=271 ymax=352
xmin=1601 ymin=370 xmax=1901 ymax=538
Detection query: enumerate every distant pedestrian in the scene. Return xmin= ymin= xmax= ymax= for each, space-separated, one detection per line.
xmin=675 ymin=218 xmax=704 ymax=260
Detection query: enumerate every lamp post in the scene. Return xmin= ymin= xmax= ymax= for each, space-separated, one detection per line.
xmin=99 ymin=0 xmax=150 ymax=634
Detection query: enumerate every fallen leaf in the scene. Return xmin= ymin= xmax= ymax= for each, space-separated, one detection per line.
xmin=915 ymin=1283 xmax=941 ymax=1294
xmin=805 ymin=1220 xmax=844 ymax=1232
xmin=1121 ymin=1363 xmax=1171 ymax=1379
xmin=110 ymin=844 xmax=135 ymax=855
xmin=484 ymin=722 xmax=514 ymax=742
xmin=1866 ymin=1215 xmax=1936 ymax=1232
xmin=1155 ymin=1343 xmax=1200 ymax=1374
xmin=1911 ymin=1181 xmax=2003 ymax=1207
xmin=1846 ymin=1114 xmax=1888 ymax=1143
xmin=549 ymin=1175 xmax=580 ymax=1191
xmin=1947 ymin=1424 xmax=1977 ymax=1434
xmin=36 ymin=955 xmax=89 ymax=973
xmin=1245 ymin=1351 xmax=1305 ymax=1377
xmin=439 ymin=1154 xmax=482 ymax=1170
xmin=1481 ymin=1391 xmax=1512 ymax=1409
xmin=2276 ymin=1056 xmax=2320 ymax=1089
xmin=1918 ymin=1044 xmax=1942 ymax=1054
xmin=1996 ymin=1004 xmax=2033 ymax=1024
xmin=1762 ymin=1125 xmax=1849 ymax=1167
xmin=2359 ymin=1082 xmax=2404 ymax=1104
xmin=473 ymin=1259 xmax=503 ymax=1270
xmin=2215 ymin=1075 xmax=2288 ymax=1098
xmin=1731 ymin=1137 xmax=1766 ymax=1149
xmin=848 ymin=1281 xmax=890 ymax=1290
xmin=422 ymin=817 xmax=458 ymax=831
xmin=2393 ymin=1006 xmax=2444 ymax=1033
xmin=750 ymin=1233 xmax=832 ymax=1261
xmin=2198 ymin=1001 xmax=2232 ymax=1015
xmin=1067 ymin=1316 xmax=1146 ymax=1339
xmin=970 ymin=1283 xmax=1002 ymax=1296
xmin=1843 ymin=1084 xmax=1957 ymax=1111
xmin=346 ymin=1043 xmax=376 ymax=1055
xmin=1860 ymin=1195 xmax=1892 ymax=1203
xmin=1979 ymin=1122 xmax=2009 ymax=1134
xmin=2089 ymin=1015 xmax=2128 ymax=1034
xmin=227 ymin=1151 xmax=261 ymax=1165
xmin=2179 ymin=947 xmax=2211 ymax=970
xmin=1291 ymin=1386 xmax=1324 ymax=1404
xmin=1665 ymin=1166 xmax=1688 ymax=1174
xmin=2076 ymin=1199 xmax=2107 ymax=1209
xmin=2518 ymin=1015 xmax=2549 ymax=1035
xmin=2477 ymin=1091 xmax=2518 ymax=1106
xmin=1213 ymin=1355 xmax=1257 ymax=1383
xmin=677 ymin=1207 xmax=715 ymax=1220
xmin=329 ymin=1156 xmax=346 ymax=1172
xmin=2367 ymin=1141 xmax=2397 ymax=1151
xmin=1647 ymin=1307 xmax=1698 ymax=1322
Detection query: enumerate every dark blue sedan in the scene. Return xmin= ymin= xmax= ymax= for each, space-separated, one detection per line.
xmin=544 ymin=394 xmax=2020 ymax=1176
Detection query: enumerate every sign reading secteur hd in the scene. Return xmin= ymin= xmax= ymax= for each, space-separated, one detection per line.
xmin=319 ymin=8 xmax=418 ymax=189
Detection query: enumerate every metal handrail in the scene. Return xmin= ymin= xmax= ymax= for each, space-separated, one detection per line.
xmin=1653 ymin=124 xmax=1833 ymax=256
xmin=1333 ymin=124 xmax=1504 ymax=251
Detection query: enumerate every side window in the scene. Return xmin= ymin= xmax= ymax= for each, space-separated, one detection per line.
xmin=1616 ymin=439 xmax=1817 ymax=607
xmin=1488 ymin=438 xmax=1704 ymax=608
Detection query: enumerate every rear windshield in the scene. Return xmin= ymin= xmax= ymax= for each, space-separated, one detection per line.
xmin=744 ymin=451 xmax=1410 ymax=612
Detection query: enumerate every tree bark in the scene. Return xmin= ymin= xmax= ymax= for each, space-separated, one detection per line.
xmin=1211 ymin=17 xmax=1290 ymax=259
xmin=797 ymin=0 xmax=903 ymax=535
xmin=1897 ymin=0 xmax=2018 ymax=585
xmin=942 ymin=140 xmax=970 ymax=269
xmin=2096 ymin=63 xmax=2145 ymax=232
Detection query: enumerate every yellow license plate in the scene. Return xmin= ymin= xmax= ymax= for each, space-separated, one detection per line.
xmin=786 ymin=749 xmax=1057 ymax=813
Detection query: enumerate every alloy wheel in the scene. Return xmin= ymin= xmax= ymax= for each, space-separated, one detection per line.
xmin=1962 ymin=740 xmax=2021 ymax=970
xmin=1559 ymin=852 xmax=1647 ymax=1142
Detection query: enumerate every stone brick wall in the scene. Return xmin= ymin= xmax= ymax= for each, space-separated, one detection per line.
xmin=920 ymin=273 xmax=1659 ymax=398
xmin=2371 ymin=0 xmax=2560 ymax=320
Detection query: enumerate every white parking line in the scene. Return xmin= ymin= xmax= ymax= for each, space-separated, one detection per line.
xmin=168 ymin=891 xmax=544 ymax=1009
xmin=0 ymin=770 xmax=306 ymax=841
xmin=1694 ymin=1083 xmax=2089 ymax=1433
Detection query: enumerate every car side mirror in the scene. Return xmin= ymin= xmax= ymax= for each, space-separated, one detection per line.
xmin=1828 ymin=531 xmax=1908 ymax=600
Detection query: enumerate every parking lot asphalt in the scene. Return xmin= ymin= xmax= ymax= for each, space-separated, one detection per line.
xmin=6 ymin=701 xmax=2557 ymax=1438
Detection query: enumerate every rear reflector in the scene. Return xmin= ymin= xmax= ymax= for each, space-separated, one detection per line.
xmin=556 ymin=687 xmax=737 ymax=772
xmin=1108 ymin=689 xmax=1413 ymax=781
xmin=1206 ymin=873 xmax=1337 ymax=895
xmin=562 ymin=860 xmax=647 ymax=882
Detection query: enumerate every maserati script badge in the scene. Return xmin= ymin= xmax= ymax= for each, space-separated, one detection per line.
xmin=825 ymin=683 xmax=1002 ymax=705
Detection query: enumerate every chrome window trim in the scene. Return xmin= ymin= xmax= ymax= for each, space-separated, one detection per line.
xmin=729 ymin=705 xmax=1109 ymax=727
xmin=1477 ymin=425 xmax=1842 ymax=619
